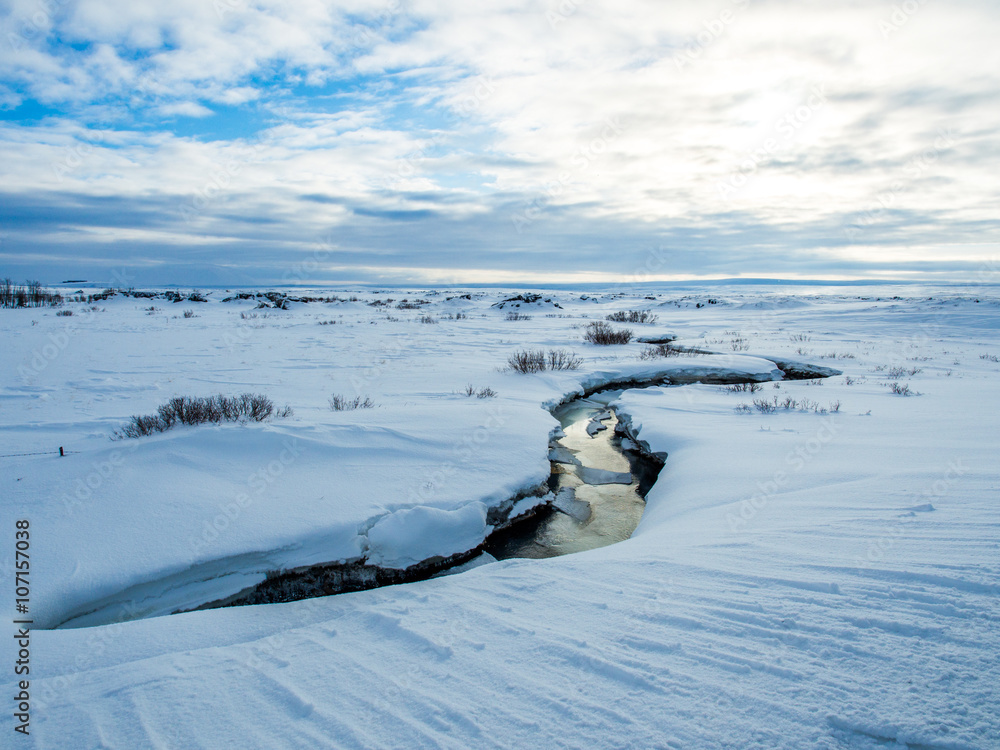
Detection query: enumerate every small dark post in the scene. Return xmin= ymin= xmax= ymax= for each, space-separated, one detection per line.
xmin=59 ymin=446 xmax=64 ymax=457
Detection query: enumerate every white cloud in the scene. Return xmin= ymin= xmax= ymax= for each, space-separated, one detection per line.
xmin=156 ymin=101 xmax=214 ymax=118
xmin=214 ymin=86 xmax=259 ymax=105
xmin=1 ymin=0 xmax=998 ymax=282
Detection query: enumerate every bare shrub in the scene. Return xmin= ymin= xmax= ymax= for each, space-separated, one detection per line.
xmin=56 ymin=309 xmax=73 ymax=316
xmin=419 ymin=315 xmax=437 ymax=324
xmin=507 ymin=350 xmax=546 ymax=373
xmin=507 ymin=349 xmax=582 ymax=373
xmin=330 ymin=394 xmax=376 ymax=411
xmin=888 ymin=382 xmax=913 ymax=396
xmin=753 ymin=398 xmax=776 ymax=414
xmin=505 ymin=312 xmax=532 ymax=321
xmin=114 ymin=394 xmax=288 ymax=439
xmin=584 ymin=321 xmax=632 ymax=345
xmin=606 ymin=310 xmax=657 ymax=324
xmin=463 ymin=384 xmax=497 ymax=398
xmin=547 ymin=349 xmax=583 ymax=370
xmin=397 ymin=299 xmax=429 ymax=310
xmin=730 ymin=337 xmax=750 ymax=352
xmin=117 ymin=414 xmax=165 ymax=438
xmin=980 ymin=354 xmax=999 ymax=363
xmin=183 ymin=309 xmax=196 ymax=318
xmin=736 ymin=394 xmax=843 ymax=415
xmin=638 ymin=344 xmax=682 ymax=360
xmin=725 ymin=382 xmax=761 ymax=393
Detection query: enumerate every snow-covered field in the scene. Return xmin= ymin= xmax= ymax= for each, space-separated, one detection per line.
xmin=3 ymin=284 xmax=998 ymax=749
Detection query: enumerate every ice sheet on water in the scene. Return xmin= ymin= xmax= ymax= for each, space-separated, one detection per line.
xmin=549 ymin=445 xmax=582 ymax=465
xmin=551 ymin=487 xmax=592 ymax=522
xmin=576 ymin=466 xmax=633 ymax=485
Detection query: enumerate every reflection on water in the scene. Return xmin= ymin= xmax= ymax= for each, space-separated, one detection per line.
xmin=485 ymin=396 xmax=653 ymax=560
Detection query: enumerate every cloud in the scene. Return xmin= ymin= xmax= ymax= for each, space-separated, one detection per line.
xmin=0 ymin=0 xmax=998 ymax=284
xmin=156 ymin=101 xmax=214 ymax=118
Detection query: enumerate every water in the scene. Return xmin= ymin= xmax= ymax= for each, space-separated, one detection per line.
xmin=485 ymin=394 xmax=659 ymax=559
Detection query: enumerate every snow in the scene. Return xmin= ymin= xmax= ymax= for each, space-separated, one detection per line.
xmin=366 ymin=502 xmax=490 ymax=569
xmin=3 ymin=284 xmax=999 ymax=748
xmin=432 ymin=552 xmax=498 ymax=579
xmin=509 ymin=492 xmax=551 ymax=519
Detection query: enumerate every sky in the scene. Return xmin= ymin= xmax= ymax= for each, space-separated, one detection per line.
xmin=0 ymin=0 xmax=998 ymax=287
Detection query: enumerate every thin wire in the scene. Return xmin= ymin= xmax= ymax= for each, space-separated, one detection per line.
xmin=0 ymin=450 xmax=81 ymax=459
